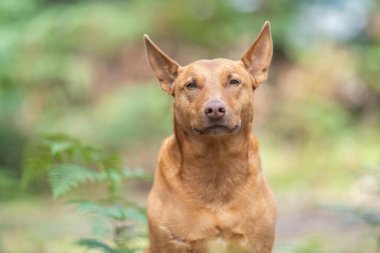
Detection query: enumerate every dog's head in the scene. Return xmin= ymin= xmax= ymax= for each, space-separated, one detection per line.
xmin=145 ymin=22 xmax=272 ymax=136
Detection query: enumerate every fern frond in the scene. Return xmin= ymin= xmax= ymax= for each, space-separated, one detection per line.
xmin=77 ymin=238 xmax=115 ymax=253
xmin=70 ymin=200 xmax=146 ymax=223
xmin=22 ymin=134 xmax=128 ymax=189
xmin=70 ymin=200 xmax=107 ymax=215
xmin=44 ymin=133 xmax=102 ymax=165
xmin=49 ymin=164 xmax=101 ymax=198
xmin=21 ymin=138 xmax=53 ymax=187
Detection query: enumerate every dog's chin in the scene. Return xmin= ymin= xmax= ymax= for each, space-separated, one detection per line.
xmin=193 ymin=124 xmax=240 ymax=136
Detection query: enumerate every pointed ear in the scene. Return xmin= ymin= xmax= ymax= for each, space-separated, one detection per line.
xmin=144 ymin=35 xmax=180 ymax=95
xmin=240 ymin=21 xmax=273 ymax=88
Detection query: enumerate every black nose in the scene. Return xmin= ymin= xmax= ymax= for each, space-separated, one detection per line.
xmin=204 ymin=100 xmax=226 ymax=120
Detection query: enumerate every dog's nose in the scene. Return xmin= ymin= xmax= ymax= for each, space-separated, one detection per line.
xmin=204 ymin=100 xmax=226 ymax=120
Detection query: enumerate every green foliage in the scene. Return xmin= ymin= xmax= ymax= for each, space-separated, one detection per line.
xmin=72 ymin=200 xmax=146 ymax=224
xmin=0 ymin=168 xmax=20 ymax=200
xmin=22 ymin=134 xmax=151 ymax=252
xmin=77 ymin=239 xmax=115 ymax=253
xmin=0 ymin=0 xmax=151 ymax=85
xmin=359 ymin=44 xmax=380 ymax=92
xmin=22 ymin=133 xmax=109 ymax=188
xmin=88 ymin=83 xmax=172 ymax=149
xmin=49 ymin=164 xmax=101 ymax=198
xmin=77 ymin=239 xmax=134 ymax=253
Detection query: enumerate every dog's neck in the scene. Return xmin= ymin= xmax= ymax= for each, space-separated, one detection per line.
xmin=173 ymin=122 xmax=257 ymax=203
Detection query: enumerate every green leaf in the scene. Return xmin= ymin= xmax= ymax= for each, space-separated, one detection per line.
xmin=77 ymin=238 xmax=115 ymax=253
xmin=50 ymin=142 xmax=72 ymax=156
xmin=49 ymin=164 xmax=101 ymax=198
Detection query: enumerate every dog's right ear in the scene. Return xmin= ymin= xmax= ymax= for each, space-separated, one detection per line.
xmin=144 ymin=35 xmax=180 ymax=95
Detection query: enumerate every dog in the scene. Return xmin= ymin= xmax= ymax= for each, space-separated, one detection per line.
xmin=144 ymin=21 xmax=276 ymax=253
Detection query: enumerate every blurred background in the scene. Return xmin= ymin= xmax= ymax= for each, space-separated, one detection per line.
xmin=0 ymin=0 xmax=380 ymax=252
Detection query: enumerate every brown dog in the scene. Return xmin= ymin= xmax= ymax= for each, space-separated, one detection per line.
xmin=144 ymin=21 xmax=276 ymax=253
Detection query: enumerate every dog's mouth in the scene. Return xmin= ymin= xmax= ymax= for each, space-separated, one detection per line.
xmin=194 ymin=124 xmax=240 ymax=136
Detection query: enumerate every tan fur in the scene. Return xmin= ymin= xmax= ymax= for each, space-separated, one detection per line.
xmin=144 ymin=22 xmax=276 ymax=253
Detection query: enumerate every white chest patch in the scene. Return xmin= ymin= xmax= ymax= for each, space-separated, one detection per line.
xmin=206 ymin=237 xmax=249 ymax=253
xmin=206 ymin=238 xmax=227 ymax=253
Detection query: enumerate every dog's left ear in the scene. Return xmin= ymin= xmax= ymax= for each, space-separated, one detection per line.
xmin=144 ymin=35 xmax=180 ymax=95
xmin=240 ymin=21 xmax=273 ymax=88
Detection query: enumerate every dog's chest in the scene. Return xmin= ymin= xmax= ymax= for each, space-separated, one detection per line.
xmin=193 ymin=210 xmax=251 ymax=253
xmin=189 ymin=208 xmax=252 ymax=253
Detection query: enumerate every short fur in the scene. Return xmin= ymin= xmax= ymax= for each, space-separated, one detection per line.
xmin=144 ymin=21 xmax=276 ymax=253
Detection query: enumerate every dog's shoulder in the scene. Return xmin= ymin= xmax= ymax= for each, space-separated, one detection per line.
xmin=249 ymin=134 xmax=260 ymax=152
xmin=157 ymin=135 xmax=181 ymax=175
xmin=158 ymin=135 xmax=178 ymax=159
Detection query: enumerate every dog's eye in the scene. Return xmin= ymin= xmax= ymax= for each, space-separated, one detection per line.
xmin=229 ymin=79 xmax=241 ymax=86
xmin=185 ymin=81 xmax=198 ymax=90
